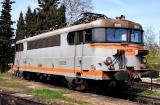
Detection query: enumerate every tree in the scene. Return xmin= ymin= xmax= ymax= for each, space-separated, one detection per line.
xmin=62 ymin=0 xmax=93 ymax=25
xmin=144 ymin=26 xmax=159 ymax=56
xmin=144 ymin=27 xmax=156 ymax=47
xmin=30 ymin=9 xmax=39 ymax=36
xmin=0 ymin=0 xmax=15 ymax=72
xmin=144 ymin=26 xmax=160 ymax=69
xmin=16 ymin=12 xmax=26 ymax=40
xmin=36 ymin=0 xmax=66 ymax=30
xmin=38 ymin=0 xmax=59 ymax=11
xmin=25 ymin=7 xmax=33 ymax=37
xmin=0 ymin=0 xmax=15 ymax=38
xmin=57 ymin=4 xmax=66 ymax=28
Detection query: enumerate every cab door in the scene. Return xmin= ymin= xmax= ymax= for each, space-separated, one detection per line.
xmin=74 ymin=31 xmax=84 ymax=76
xmin=15 ymin=43 xmax=24 ymax=69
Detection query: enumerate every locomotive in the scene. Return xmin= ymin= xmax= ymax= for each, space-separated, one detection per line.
xmin=12 ymin=13 xmax=159 ymax=90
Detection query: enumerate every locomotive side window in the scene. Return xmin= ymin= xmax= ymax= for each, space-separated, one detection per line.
xmin=67 ymin=30 xmax=93 ymax=45
xmin=67 ymin=32 xmax=75 ymax=45
xmin=27 ymin=35 xmax=60 ymax=50
xmin=85 ymin=29 xmax=92 ymax=42
xmin=92 ymin=28 xmax=105 ymax=42
xmin=75 ymin=31 xmax=84 ymax=44
xmin=16 ymin=43 xmax=24 ymax=52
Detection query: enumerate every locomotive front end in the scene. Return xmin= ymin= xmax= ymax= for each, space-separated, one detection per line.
xmin=88 ymin=19 xmax=159 ymax=84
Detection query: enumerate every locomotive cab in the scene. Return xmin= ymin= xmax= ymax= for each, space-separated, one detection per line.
xmin=90 ymin=27 xmax=145 ymax=71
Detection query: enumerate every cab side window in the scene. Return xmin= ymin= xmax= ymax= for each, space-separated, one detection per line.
xmin=16 ymin=43 xmax=24 ymax=52
xmin=85 ymin=29 xmax=92 ymax=43
xmin=67 ymin=29 xmax=92 ymax=45
xmin=75 ymin=31 xmax=83 ymax=44
xmin=67 ymin=32 xmax=75 ymax=45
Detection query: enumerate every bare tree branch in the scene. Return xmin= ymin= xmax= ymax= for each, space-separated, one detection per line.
xmin=62 ymin=0 xmax=93 ymax=25
xmin=144 ymin=26 xmax=160 ymax=56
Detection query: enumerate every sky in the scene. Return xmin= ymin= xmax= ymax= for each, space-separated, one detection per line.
xmin=0 ymin=0 xmax=38 ymax=23
xmin=92 ymin=0 xmax=160 ymax=36
xmin=0 ymin=0 xmax=160 ymax=39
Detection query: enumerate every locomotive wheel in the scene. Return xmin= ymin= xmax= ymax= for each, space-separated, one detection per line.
xmin=109 ymin=80 xmax=117 ymax=89
xmin=65 ymin=77 xmax=88 ymax=91
xmin=23 ymin=72 xmax=28 ymax=80
xmin=109 ymin=80 xmax=127 ymax=90
xmin=74 ymin=78 xmax=88 ymax=91
xmin=65 ymin=77 xmax=76 ymax=90
xmin=127 ymin=77 xmax=135 ymax=87
xmin=67 ymin=81 xmax=76 ymax=90
xmin=117 ymin=81 xmax=127 ymax=90
xmin=23 ymin=72 xmax=32 ymax=80
xmin=26 ymin=73 xmax=31 ymax=80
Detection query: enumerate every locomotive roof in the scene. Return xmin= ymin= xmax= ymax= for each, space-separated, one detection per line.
xmin=16 ymin=19 xmax=143 ymax=44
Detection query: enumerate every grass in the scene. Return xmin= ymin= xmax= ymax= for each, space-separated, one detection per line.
xmin=146 ymin=56 xmax=160 ymax=69
xmin=0 ymin=73 xmax=87 ymax=104
xmin=126 ymin=88 xmax=160 ymax=97
xmin=65 ymin=98 xmax=88 ymax=105
xmin=126 ymin=88 xmax=143 ymax=94
xmin=32 ymin=88 xmax=65 ymax=99
xmin=32 ymin=88 xmax=65 ymax=104
xmin=32 ymin=88 xmax=87 ymax=105
xmin=0 ymin=72 xmax=16 ymax=80
xmin=0 ymin=72 xmax=20 ymax=81
xmin=0 ymin=72 xmax=11 ymax=77
xmin=0 ymin=77 xmax=6 ymax=81
xmin=155 ymin=78 xmax=160 ymax=83
xmin=141 ymin=89 xmax=158 ymax=96
xmin=0 ymin=81 xmax=26 ymax=89
xmin=0 ymin=72 xmax=26 ymax=89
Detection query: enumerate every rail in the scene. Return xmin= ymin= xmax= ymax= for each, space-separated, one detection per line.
xmin=124 ymin=93 xmax=160 ymax=105
xmin=0 ymin=91 xmax=46 ymax=105
xmin=134 ymin=82 xmax=160 ymax=89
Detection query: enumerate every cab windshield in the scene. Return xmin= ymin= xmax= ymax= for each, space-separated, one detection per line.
xmin=130 ymin=30 xmax=142 ymax=43
xmin=92 ymin=28 xmax=143 ymax=44
xmin=106 ymin=28 xmax=127 ymax=42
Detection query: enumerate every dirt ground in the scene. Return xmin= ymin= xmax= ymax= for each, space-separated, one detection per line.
xmin=0 ymin=73 xmax=138 ymax=105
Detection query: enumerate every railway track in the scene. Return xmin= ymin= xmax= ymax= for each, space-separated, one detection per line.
xmin=1 ymin=90 xmax=159 ymax=105
xmin=133 ymin=82 xmax=160 ymax=89
xmin=117 ymin=81 xmax=160 ymax=104
xmin=0 ymin=91 xmax=46 ymax=105
xmin=122 ymin=93 xmax=160 ymax=105
xmin=1 ymin=75 xmax=160 ymax=105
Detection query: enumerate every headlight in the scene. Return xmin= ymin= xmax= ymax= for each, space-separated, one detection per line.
xmin=104 ymin=57 xmax=112 ymax=65
xmin=141 ymin=57 xmax=147 ymax=64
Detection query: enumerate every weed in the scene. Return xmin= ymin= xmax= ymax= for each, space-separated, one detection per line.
xmin=0 ymin=72 xmax=11 ymax=77
xmin=126 ymin=88 xmax=160 ymax=97
xmin=32 ymin=88 xmax=87 ymax=105
xmin=0 ymin=82 xmax=26 ymax=89
xmin=155 ymin=78 xmax=160 ymax=83
xmin=0 ymin=77 xmax=6 ymax=81
xmin=32 ymin=88 xmax=65 ymax=99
